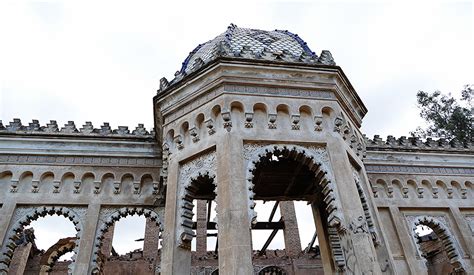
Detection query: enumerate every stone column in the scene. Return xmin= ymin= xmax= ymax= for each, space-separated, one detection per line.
xmin=100 ymin=224 xmax=115 ymax=258
xmin=388 ymin=206 xmax=420 ymax=274
xmin=312 ymin=203 xmax=333 ymax=274
xmin=0 ymin=202 xmax=15 ymax=245
xmin=160 ymin=159 xmax=191 ymax=274
xmin=279 ymin=201 xmax=302 ymax=257
xmin=326 ymin=138 xmax=381 ymax=274
xmin=75 ymin=203 xmax=100 ymax=274
xmin=196 ymin=200 xmax=208 ymax=257
xmin=143 ymin=217 xmax=160 ymax=262
xmin=216 ymin=134 xmax=253 ymax=274
xmin=8 ymin=242 xmax=32 ymax=275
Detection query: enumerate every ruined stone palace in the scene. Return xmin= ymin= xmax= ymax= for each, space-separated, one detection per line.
xmin=0 ymin=25 xmax=473 ymax=274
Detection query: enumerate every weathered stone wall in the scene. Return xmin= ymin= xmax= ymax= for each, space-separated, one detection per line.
xmin=365 ymin=136 xmax=474 ymax=274
xmin=0 ymin=123 xmax=164 ymax=274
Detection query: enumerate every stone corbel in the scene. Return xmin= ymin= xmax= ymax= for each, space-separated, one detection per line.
xmin=113 ymin=181 xmax=121 ymax=194
xmin=371 ymin=185 xmax=379 ymax=198
xmin=205 ymin=119 xmax=216 ymax=135
xmin=174 ymin=135 xmax=184 ymax=150
xmin=244 ymin=112 xmax=253 ymax=128
xmin=291 ymin=114 xmax=300 ymax=130
xmin=73 ymin=180 xmax=81 ymax=193
xmin=53 ymin=180 xmax=61 ymax=193
xmin=314 ymin=115 xmax=323 ymax=131
xmin=268 ymin=114 xmax=277 ymax=129
xmin=387 ymin=186 xmax=394 ymax=198
xmin=133 ymin=181 xmax=141 ymax=194
xmin=447 ymin=188 xmax=453 ymax=199
xmin=402 ymin=187 xmax=409 ymax=198
xmin=152 ymin=181 xmax=160 ymax=195
xmin=32 ymin=180 xmax=40 ymax=193
xmin=189 ymin=127 xmax=199 ymax=143
xmin=93 ymin=181 xmax=101 ymax=194
xmin=417 ymin=187 xmax=424 ymax=198
xmin=460 ymin=188 xmax=467 ymax=199
xmin=10 ymin=179 xmax=19 ymax=193
xmin=221 ymin=112 xmax=232 ymax=132
xmin=350 ymin=135 xmax=357 ymax=148
xmin=334 ymin=116 xmax=343 ymax=132
xmin=432 ymin=187 xmax=438 ymax=198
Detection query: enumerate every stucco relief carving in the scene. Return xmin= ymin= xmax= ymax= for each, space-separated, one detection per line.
xmin=177 ymin=150 xmax=217 ymax=249
xmin=343 ymin=215 xmax=378 ymax=275
xmin=90 ymin=206 xmax=164 ymax=273
xmin=159 ymin=84 xmax=336 ymax=112
xmin=243 ymin=143 xmax=341 ymax=227
xmin=0 ymin=206 xmax=86 ymax=274
xmin=405 ymin=214 xmax=466 ymax=272
xmin=352 ymin=170 xmax=379 ymax=246
xmin=243 ymin=143 xmax=352 ymax=270
xmin=0 ymin=154 xmax=160 ymax=167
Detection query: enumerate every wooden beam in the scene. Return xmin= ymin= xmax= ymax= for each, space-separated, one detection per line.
xmin=191 ymin=221 xmax=284 ymax=230
xmin=268 ymin=201 xmax=279 ymax=222
xmin=304 ymin=231 xmax=318 ymax=253
xmin=283 ymin=161 xmax=304 ymax=196
xmin=258 ymin=217 xmax=283 ymax=256
xmin=207 ymin=200 xmax=212 ymax=222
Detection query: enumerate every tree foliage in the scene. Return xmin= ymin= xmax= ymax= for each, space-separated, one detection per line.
xmin=412 ymin=84 xmax=473 ymax=143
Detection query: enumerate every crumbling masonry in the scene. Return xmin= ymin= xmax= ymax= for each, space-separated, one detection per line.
xmin=1 ymin=25 xmax=473 ymax=274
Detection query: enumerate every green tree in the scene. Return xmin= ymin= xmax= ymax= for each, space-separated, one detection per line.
xmin=411 ymin=84 xmax=473 ymax=143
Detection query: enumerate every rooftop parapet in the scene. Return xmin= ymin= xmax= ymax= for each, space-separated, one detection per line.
xmin=364 ymin=135 xmax=474 ymax=153
xmin=0 ymin=119 xmax=154 ymax=139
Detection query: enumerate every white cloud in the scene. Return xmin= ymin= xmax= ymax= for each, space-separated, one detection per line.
xmin=1 ymin=0 xmax=472 ymax=254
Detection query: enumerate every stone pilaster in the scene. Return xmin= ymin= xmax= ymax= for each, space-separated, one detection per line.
xmin=0 ymin=202 xmax=15 ymax=245
xmin=8 ymin=242 xmax=32 ymax=275
xmin=75 ymin=204 xmax=100 ymax=275
xmin=326 ymin=138 xmax=381 ymax=274
xmin=280 ymin=201 xmax=302 ymax=257
xmin=216 ymin=134 xmax=253 ymax=274
xmin=160 ymin=159 xmax=191 ymax=275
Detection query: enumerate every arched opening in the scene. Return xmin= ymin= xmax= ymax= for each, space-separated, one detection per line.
xmin=412 ymin=217 xmax=465 ymax=274
xmin=91 ymin=207 xmax=163 ymax=274
xmin=248 ymin=145 xmax=343 ymax=273
xmin=180 ymin=173 xmax=218 ymax=259
xmin=0 ymin=206 xmax=82 ymax=274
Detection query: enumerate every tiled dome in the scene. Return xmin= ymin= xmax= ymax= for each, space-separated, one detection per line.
xmin=160 ymin=24 xmax=336 ymax=91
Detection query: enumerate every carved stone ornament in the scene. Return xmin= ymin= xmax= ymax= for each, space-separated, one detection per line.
xmin=90 ymin=207 xmax=164 ymax=272
xmin=205 ymin=119 xmax=216 ymax=135
xmin=0 ymin=206 xmax=86 ymax=274
xmin=245 ymin=113 xmax=254 ymax=128
xmin=176 ymin=151 xmax=217 ymax=249
xmin=314 ymin=115 xmax=323 ymax=131
xmin=405 ymin=214 xmax=466 ymax=272
xmin=221 ymin=112 xmax=232 ymax=132
xmin=243 ymin=143 xmax=343 ymax=229
xmin=352 ymin=169 xmax=379 ymax=246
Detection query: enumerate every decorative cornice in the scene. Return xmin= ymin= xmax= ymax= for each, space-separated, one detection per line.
xmin=365 ymin=135 xmax=474 ymax=153
xmin=0 ymin=119 xmax=154 ymax=139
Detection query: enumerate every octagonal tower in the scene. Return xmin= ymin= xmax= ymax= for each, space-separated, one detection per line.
xmin=154 ymin=24 xmax=392 ymax=274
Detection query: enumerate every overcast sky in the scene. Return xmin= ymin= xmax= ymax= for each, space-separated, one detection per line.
xmin=1 ymin=0 xmax=472 ymax=256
